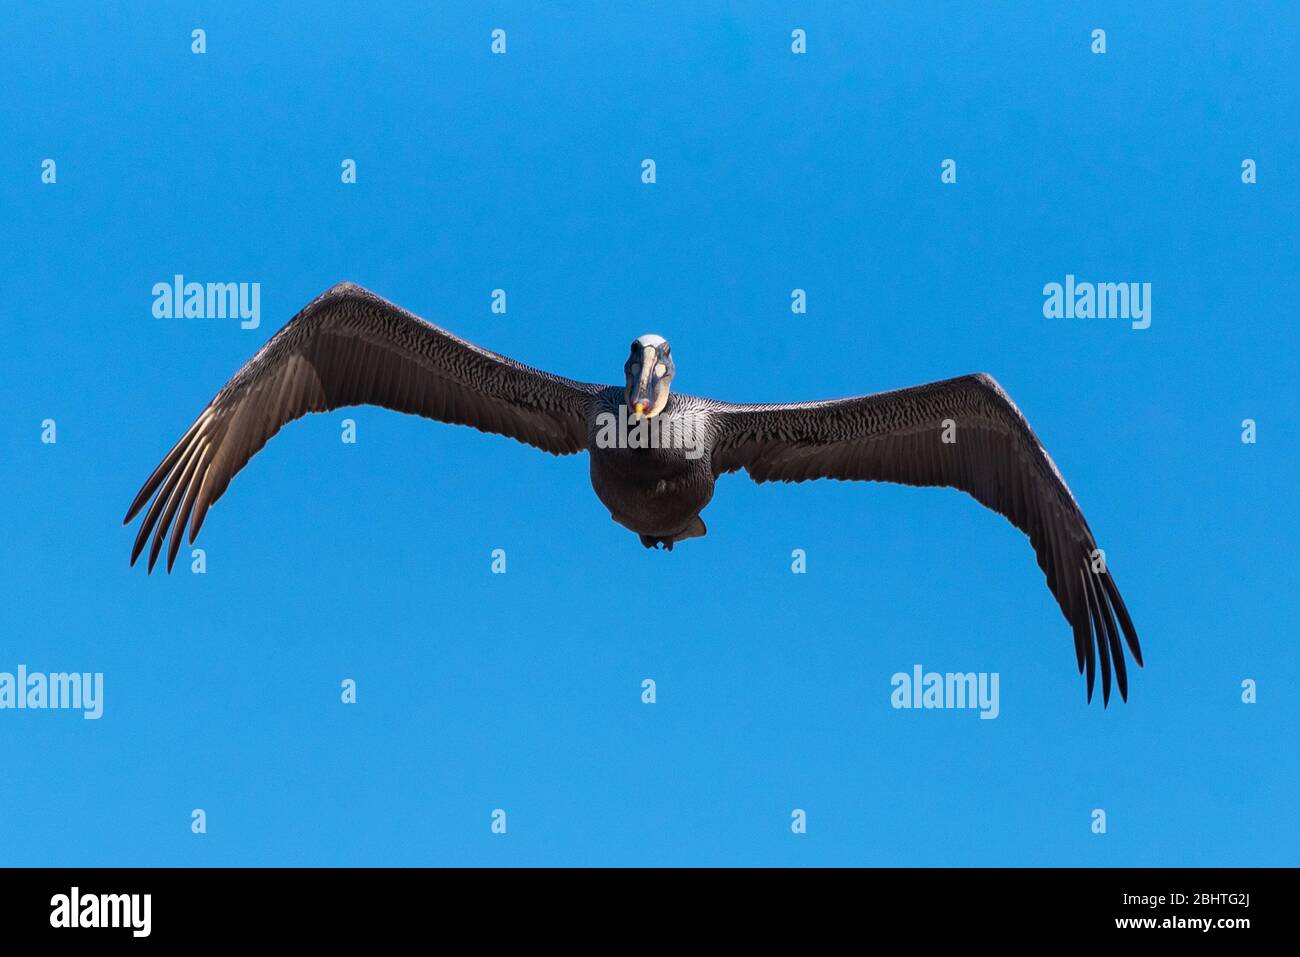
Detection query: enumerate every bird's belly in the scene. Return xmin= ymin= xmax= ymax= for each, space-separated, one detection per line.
xmin=589 ymin=450 xmax=714 ymax=536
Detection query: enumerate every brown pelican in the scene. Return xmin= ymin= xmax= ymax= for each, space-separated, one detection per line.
xmin=125 ymin=282 xmax=1142 ymax=704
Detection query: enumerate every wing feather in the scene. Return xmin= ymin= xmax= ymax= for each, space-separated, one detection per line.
xmin=125 ymin=283 xmax=602 ymax=567
xmin=709 ymin=373 xmax=1141 ymax=703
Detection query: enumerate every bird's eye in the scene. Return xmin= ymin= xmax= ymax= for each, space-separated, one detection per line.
xmin=630 ymin=342 xmax=639 ymax=354
xmin=655 ymin=363 xmax=666 ymax=377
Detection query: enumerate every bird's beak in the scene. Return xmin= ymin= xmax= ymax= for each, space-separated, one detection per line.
xmin=631 ymin=346 xmax=660 ymax=418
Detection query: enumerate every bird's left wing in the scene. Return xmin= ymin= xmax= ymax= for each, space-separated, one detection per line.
xmin=708 ymin=373 xmax=1141 ymax=704
xmin=124 ymin=283 xmax=603 ymax=573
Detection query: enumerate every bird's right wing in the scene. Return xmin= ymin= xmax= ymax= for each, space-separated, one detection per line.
xmin=124 ymin=282 xmax=603 ymax=572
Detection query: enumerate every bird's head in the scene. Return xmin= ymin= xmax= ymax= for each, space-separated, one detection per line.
xmin=624 ymin=334 xmax=674 ymax=418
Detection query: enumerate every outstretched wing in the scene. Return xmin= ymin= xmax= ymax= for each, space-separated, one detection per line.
xmin=710 ymin=373 xmax=1141 ymax=704
xmin=124 ymin=282 xmax=602 ymax=573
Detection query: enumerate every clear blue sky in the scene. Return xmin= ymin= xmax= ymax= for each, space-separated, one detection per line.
xmin=1 ymin=2 xmax=1296 ymax=866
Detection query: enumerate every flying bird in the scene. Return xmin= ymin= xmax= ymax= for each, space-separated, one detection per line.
xmin=125 ymin=282 xmax=1142 ymax=704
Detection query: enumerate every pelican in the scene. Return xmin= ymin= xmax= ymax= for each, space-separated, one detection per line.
xmin=125 ymin=282 xmax=1142 ymax=704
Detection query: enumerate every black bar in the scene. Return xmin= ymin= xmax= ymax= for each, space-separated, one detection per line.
xmin=0 ymin=867 xmax=1283 ymax=942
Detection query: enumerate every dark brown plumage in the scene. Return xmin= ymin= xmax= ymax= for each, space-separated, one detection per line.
xmin=708 ymin=376 xmax=1142 ymax=704
xmin=123 ymin=283 xmax=600 ymax=574
xmin=125 ymin=282 xmax=1141 ymax=705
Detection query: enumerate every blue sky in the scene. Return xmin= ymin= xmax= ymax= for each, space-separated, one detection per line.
xmin=1 ymin=2 xmax=1296 ymax=866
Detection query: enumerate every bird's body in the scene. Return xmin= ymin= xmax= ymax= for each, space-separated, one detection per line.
xmin=587 ymin=391 xmax=717 ymax=546
xmin=125 ymin=282 xmax=1143 ymax=704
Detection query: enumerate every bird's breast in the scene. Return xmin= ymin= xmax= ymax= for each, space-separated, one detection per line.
xmin=587 ymin=441 xmax=714 ymax=536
